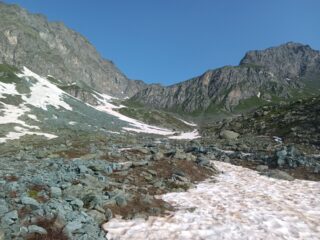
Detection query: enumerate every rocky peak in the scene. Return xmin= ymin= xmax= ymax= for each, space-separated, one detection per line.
xmin=0 ymin=2 xmax=147 ymax=99
xmin=240 ymin=42 xmax=320 ymax=78
xmin=131 ymin=42 xmax=320 ymax=114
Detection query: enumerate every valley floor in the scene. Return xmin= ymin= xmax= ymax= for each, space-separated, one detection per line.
xmin=103 ymin=161 xmax=320 ymax=240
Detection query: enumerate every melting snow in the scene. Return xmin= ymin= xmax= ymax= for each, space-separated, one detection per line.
xmin=0 ymin=82 xmax=19 ymax=98
xmin=27 ymin=114 xmax=40 ymax=122
xmin=17 ymin=67 xmax=72 ymax=111
xmin=257 ymin=91 xmax=261 ymax=98
xmin=103 ymin=161 xmax=320 ymax=240
xmin=95 ymin=94 xmax=200 ymax=139
xmin=273 ymin=136 xmax=283 ymax=144
xmin=177 ymin=118 xmax=197 ymax=127
xmin=0 ymin=126 xmax=57 ymax=143
xmin=169 ymin=130 xmax=200 ymax=140
xmin=0 ymin=67 xmax=71 ymax=143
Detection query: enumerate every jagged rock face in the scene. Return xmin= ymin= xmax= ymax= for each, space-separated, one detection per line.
xmin=240 ymin=42 xmax=320 ymax=79
xmin=131 ymin=43 xmax=320 ymax=113
xmin=0 ymin=2 xmax=146 ymax=98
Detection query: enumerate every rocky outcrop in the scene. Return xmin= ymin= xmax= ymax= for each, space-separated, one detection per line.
xmin=240 ymin=42 xmax=320 ymax=79
xmin=131 ymin=42 xmax=320 ymax=113
xmin=0 ymin=2 xmax=147 ymax=98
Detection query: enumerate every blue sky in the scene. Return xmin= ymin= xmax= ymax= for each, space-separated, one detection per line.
xmin=3 ymin=0 xmax=320 ymax=85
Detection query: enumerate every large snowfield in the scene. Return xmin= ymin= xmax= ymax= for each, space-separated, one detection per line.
xmin=103 ymin=161 xmax=320 ymax=240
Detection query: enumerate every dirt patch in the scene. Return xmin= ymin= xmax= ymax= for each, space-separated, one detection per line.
xmin=105 ymin=196 xmax=173 ymax=220
xmin=104 ymin=157 xmax=216 ymax=220
xmin=26 ymin=216 xmax=68 ymax=240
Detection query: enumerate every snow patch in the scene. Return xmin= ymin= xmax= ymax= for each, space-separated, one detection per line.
xmin=273 ymin=136 xmax=283 ymax=144
xmin=257 ymin=91 xmax=261 ymax=98
xmin=0 ymin=67 xmax=71 ymax=143
xmin=169 ymin=130 xmax=200 ymax=140
xmin=96 ymin=103 xmax=175 ymax=136
xmin=0 ymin=126 xmax=57 ymax=143
xmin=27 ymin=114 xmax=39 ymax=122
xmin=0 ymin=82 xmax=19 ymax=98
xmin=103 ymin=161 xmax=320 ymax=240
xmin=17 ymin=67 xmax=72 ymax=111
xmin=96 ymin=98 xmax=200 ymax=139
xmin=106 ymin=131 xmax=120 ymax=135
xmin=177 ymin=118 xmax=197 ymax=127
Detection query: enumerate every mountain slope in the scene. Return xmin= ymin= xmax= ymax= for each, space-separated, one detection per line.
xmin=0 ymin=64 xmax=199 ymax=144
xmin=0 ymin=2 xmax=146 ymax=99
xmin=130 ymin=42 xmax=320 ymax=114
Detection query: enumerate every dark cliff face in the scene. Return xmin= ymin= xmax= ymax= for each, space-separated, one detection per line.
xmin=0 ymin=2 xmax=147 ymax=98
xmin=131 ymin=42 xmax=320 ymax=113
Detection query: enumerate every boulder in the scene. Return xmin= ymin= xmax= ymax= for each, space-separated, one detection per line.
xmin=2 ymin=210 xmax=18 ymax=225
xmin=265 ymin=170 xmax=294 ymax=181
xmin=0 ymin=199 xmax=9 ymax=216
xmin=50 ymin=187 xmax=62 ymax=198
xmin=21 ymin=196 xmax=40 ymax=210
xmin=87 ymin=210 xmax=106 ymax=224
xmin=63 ymin=221 xmax=82 ymax=237
xmin=220 ymin=130 xmax=240 ymax=140
xmin=0 ymin=229 xmax=4 ymax=240
xmin=28 ymin=225 xmax=48 ymax=235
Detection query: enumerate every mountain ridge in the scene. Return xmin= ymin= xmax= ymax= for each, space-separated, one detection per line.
xmin=130 ymin=42 xmax=320 ymax=114
xmin=0 ymin=1 xmax=147 ymax=99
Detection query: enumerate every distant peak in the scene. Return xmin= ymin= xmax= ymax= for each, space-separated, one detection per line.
xmin=240 ymin=42 xmax=317 ymax=66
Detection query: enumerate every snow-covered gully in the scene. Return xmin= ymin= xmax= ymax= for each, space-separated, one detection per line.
xmin=103 ymin=161 xmax=320 ymax=240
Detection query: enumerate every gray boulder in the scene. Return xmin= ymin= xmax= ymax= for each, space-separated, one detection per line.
xmin=50 ymin=187 xmax=62 ymax=198
xmin=0 ymin=199 xmax=9 ymax=216
xmin=220 ymin=130 xmax=240 ymax=140
xmin=2 ymin=210 xmax=18 ymax=225
xmin=28 ymin=225 xmax=48 ymax=235
xmin=21 ymin=196 xmax=40 ymax=210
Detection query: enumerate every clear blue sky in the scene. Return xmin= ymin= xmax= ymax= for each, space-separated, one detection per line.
xmin=3 ymin=0 xmax=320 ymax=85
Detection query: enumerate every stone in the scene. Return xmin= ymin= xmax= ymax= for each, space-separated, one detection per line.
xmin=70 ymin=198 xmax=84 ymax=210
xmin=276 ymin=147 xmax=287 ymax=167
xmin=220 ymin=130 xmax=240 ymax=140
xmin=256 ymin=165 xmax=269 ymax=171
xmin=173 ymin=174 xmax=189 ymax=183
xmin=2 ymin=210 xmax=18 ymax=225
xmin=0 ymin=199 xmax=9 ymax=216
xmin=87 ymin=210 xmax=106 ymax=224
xmin=112 ymin=162 xmax=132 ymax=171
xmin=21 ymin=196 xmax=40 ymax=210
xmin=78 ymin=165 xmax=90 ymax=174
xmin=28 ymin=225 xmax=48 ymax=235
xmin=174 ymin=150 xmax=188 ymax=160
xmin=132 ymin=160 xmax=149 ymax=167
xmin=105 ymin=208 xmax=113 ymax=221
xmin=63 ymin=221 xmax=82 ymax=236
xmin=133 ymin=147 xmax=149 ymax=154
xmin=20 ymin=226 xmax=29 ymax=236
xmin=82 ymin=194 xmax=101 ymax=209
xmin=0 ymin=229 xmax=4 ymax=240
xmin=50 ymin=187 xmax=62 ymax=198
xmin=196 ymin=156 xmax=210 ymax=166
xmin=152 ymin=152 xmax=164 ymax=161
xmin=266 ymin=170 xmax=294 ymax=181
xmin=115 ymin=195 xmax=127 ymax=207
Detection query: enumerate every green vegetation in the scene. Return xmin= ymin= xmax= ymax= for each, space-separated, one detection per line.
xmin=0 ymin=64 xmax=19 ymax=73
xmin=119 ymin=104 xmax=193 ymax=131
xmin=234 ymin=96 xmax=269 ymax=112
